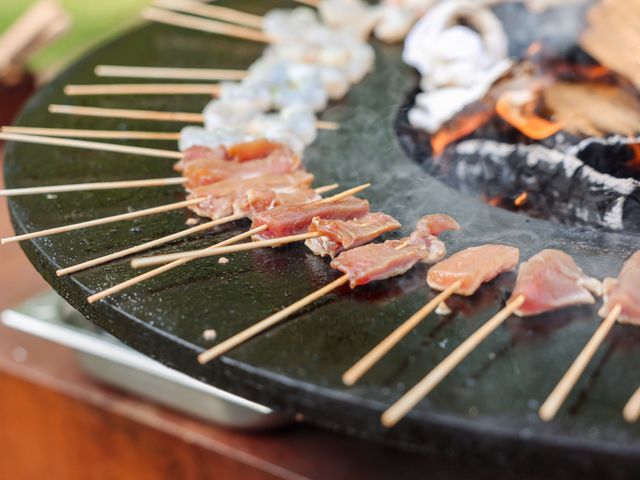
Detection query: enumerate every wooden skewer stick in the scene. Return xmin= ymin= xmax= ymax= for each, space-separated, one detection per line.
xmin=64 ymin=83 xmax=222 ymax=96
xmin=129 ymin=183 xmax=370 ymax=267
xmin=0 ymin=133 xmax=182 ymax=159
xmin=87 ymin=225 xmax=267 ymax=304
xmin=381 ymin=295 xmax=526 ymax=428
xmin=142 ymin=7 xmax=272 ymax=44
xmin=538 ymin=304 xmax=622 ymax=422
xmin=95 ymin=65 xmax=248 ymax=81
xmin=58 ymin=183 xmax=337 ymax=276
xmin=342 ymin=280 xmax=463 ymax=386
xmin=623 ymin=387 xmax=640 ymax=423
xmin=49 ymin=104 xmax=204 ymax=123
xmin=1 ymin=197 xmax=205 ymax=245
xmin=294 ymin=0 xmax=320 ymax=7
xmin=57 ymin=213 xmax=244 ymax=277
xmin=2 ymin=126 xmax=181 ymax=140
xmin=0 ymin=177 xmax=186 ymax=197
xmin=154 ymin=0 xmax=264 ymax=29
xmin=131 ymin=231 xmax=321 ymax=268
xmin=49 ymin=105 xmax=340 ymax=130
xmin=316 ymin=120 xmax=340 ymax=131
xmin=198 ymin=274 xmax=350 ymax=364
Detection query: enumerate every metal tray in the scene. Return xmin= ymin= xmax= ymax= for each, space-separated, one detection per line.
xmin=2 ymin=292 xmax=286 ymax=430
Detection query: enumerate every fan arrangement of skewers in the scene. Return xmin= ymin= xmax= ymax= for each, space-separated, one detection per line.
xmin=2 ymin=0 xmax=640 ymax=430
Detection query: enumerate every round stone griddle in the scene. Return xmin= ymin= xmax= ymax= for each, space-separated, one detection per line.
xmin=4 ymin=1 xmax=640 ymax=474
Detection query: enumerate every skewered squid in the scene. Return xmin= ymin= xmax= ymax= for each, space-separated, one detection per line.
xmin=404 ymin=0 xmax=512 ymax=133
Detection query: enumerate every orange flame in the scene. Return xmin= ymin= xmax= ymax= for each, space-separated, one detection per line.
xmin=431 ymin=108 xmax=495 ymax=156
xmin=553 ymin=63 xmax=612 ymax=82
xmin=496 ymin=90 xmax=563 ymax=140
xmin=514 ymin=191 xmax=528 ymax=207
xmin=486 ymin=196 xmax=502 ymax=207
xmin=629 ymin=144 xmax=640 ymax=169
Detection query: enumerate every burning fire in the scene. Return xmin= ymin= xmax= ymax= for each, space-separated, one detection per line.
xmin=431 ymin=107 xmax=495 ymax=156
xmin=514 ymin=191 xmax=528 ymax=207
xmin=629 ymin=144 xmax=640 ymax=170
xmin=495 ymin=90 xmax=563 ymax=140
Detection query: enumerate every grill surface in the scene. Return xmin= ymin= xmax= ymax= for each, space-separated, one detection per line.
xmin=4 ymin=1 xmax=640 ymax=475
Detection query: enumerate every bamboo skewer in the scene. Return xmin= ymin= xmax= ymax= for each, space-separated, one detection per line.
xmin=64 ymin=83 xmax=222 ymax=96
xmin=129 ymin=183 xmax=371 ymax=267
xmin=87 ymin=225 xmax=268 ymax=304
xmin=49 ymin=105 xmax=340 ymax=130
xmin=95 ymin=65 xmax=248 ymax=81
xmin=294 ymin=0 xmax=320 ymax=7
xmin=0 ymin=177 xmax=186 ymax=197
xmin=0 ymin=133 xmax=182 ymax=159
xmin=49 ymin=104 xmax=204 ymax=123
xmin=538 ymin=304 xmax=622 ymax=422
xmin=154 ymin=0 xmax=264 ymax=29
xmin=198 ymin=274 xmax=350 ymax=364
xmin=623 ymin=387 xmax=640 ymax=423
xmin=2 ymin=126 xmax=181 ymax=140
xmin=131 ymin=231 xmax=321 ymax=268
xmin=57 ymin=214 xmax=244 ymax=276
xmin=381 ymin=295 xmax=526 ymax=428
xmin=342 ymin=280 xmax=463 ymax=386
xmin=1 ymin=197 xmax=205 ymax=245
xmin=58 ymin=183 xmax=338 ymax=276
xmin=142 ymin=7 xmax=272 ymax=43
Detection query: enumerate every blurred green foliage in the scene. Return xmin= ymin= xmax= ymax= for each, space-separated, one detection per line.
xmin=0 ymin=0 xmax=150 ymax=74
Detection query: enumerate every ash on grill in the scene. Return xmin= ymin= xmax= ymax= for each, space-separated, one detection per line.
xmin=398 ymin=0 xmax=640 ymax=233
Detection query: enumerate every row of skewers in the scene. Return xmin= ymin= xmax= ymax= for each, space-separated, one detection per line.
xmin=1 ymin=0 xmax=639 ymax=430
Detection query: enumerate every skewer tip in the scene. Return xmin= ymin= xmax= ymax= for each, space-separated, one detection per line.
xmin=380 ymin=409 xmax=400 ymax=429
xmin=623 ymin=405 xmax=639 ymax=423
xmin=342 ymin=372 xmax=357 ymax=387
xmin=196 ymin=352 xmax=210 ymax=364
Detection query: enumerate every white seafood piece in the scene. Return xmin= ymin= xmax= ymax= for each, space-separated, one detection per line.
xmin=263 ymin=7 xmax=322 ymax=43
xmin=404 ymin=1 xmax=511 ymax=132
xmin=318 ymin=0 xmax=380 ymax=40
xmin=318 ymin=66 xmax=351 ymax=100
xmin=274 ymin=82 xmax=328 ymax=112
xmin=218 ymin=82 xmax=272 ymax=112
xmin=246 ymin=118 xmax=302 ymax=155
xmin=202 ymin=98 xmax=263 ymax=131
xmin=374 ymin=0 xmax=438 ymax=43
xmin=343 ymin=40 xmax=376 ymax=83
xmin=403 ymin=1 xmax=509 ymax=83
xmin=260 ymin=50 xmax=350 ymax=100
xmin=374 ymin=5 xmax=417 ymax=43
xmin=269 ymin=39 xmax=372 ymax=86
xmin=248 ymin=57 xmax=329 ymax=111
xmin=178 ymin=126 xmax=252 ymax=152
xmin=280 ymin=104 xmax=318 ymax=146
xmin=262 ymin=8 xmax=374 ymax=84
xmin=409 ymin=59 xmax=511 ymax=133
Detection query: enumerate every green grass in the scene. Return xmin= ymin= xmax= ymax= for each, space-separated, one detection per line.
xmin=0 ymin=0 xmax=150 ymax=75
